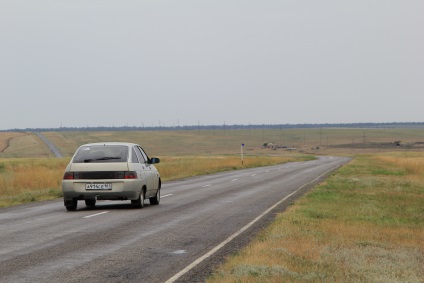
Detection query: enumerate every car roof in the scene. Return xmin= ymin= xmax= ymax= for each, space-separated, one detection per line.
xmin=79 ymin=142 xmax=139 ymax=148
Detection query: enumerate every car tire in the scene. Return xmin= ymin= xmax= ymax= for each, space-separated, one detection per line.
xmin=85 ymin=199 xmax=96 ymax=207
xmin=149 ymin=186 xmax=160 ymax=205
xmin=131 ymin=189 xmax=144 ymax=209
xmin=65 ymin=199 xmax=78 ymax=211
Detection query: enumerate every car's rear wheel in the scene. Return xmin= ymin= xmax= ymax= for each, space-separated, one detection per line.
xmin=85 ymin=199 xmax=96 ymax=207
xmin=149 ymin=186 xmax=160 ymax=205
xmin=65 ymin=199 xmax=78 ymax=211
xmin=131 ymin=189 xmax=144 ymax=208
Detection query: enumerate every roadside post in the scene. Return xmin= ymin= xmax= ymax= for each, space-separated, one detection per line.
xmin=241 ymin=143 xmax=244 ymax=165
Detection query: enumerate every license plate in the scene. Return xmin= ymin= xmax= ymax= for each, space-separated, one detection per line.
xmin=85 ymin=183 xmax=112 ymax=190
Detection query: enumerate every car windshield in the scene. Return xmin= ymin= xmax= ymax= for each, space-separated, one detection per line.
xmin=73 ymin=145 xmax=129 ymax=163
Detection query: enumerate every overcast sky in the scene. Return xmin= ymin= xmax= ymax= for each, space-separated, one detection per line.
xmin=0 ymin=1 xmax=423 ymax=130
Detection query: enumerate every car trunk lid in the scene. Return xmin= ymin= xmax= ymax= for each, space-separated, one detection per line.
xmin=69 ymin=162 xmax=130 ymax=172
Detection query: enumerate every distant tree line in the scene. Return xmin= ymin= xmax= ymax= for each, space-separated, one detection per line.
xmin=2 ymin=122 xmax=424 ymax=132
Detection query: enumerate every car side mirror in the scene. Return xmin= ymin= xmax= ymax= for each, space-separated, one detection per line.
xmin=150 ymin=157 xmax=160 ymax=164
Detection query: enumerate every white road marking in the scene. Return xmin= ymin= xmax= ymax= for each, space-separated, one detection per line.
xmin=83 ymin=211 xmax=109 ymax=219
xmin=231 ymin=179 xmax=238 ymax=182
xmin=251 ymin=174 xmax=256 ymax=176
xmin=202 ymin=184 xmax=212 ymax=188
xmin=162 ymin=194 xmax=173 ymax=198
xmin=164 ymin=163 xmax=344 ymax=283
xmin=172 ymin=250 xmax=187 ymax=255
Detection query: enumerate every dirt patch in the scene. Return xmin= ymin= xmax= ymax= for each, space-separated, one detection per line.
xmin=0 ymin=137 xmax=13 ymax=152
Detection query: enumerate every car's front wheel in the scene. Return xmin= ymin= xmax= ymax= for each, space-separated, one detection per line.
xmin=149 ymin=186 xmax=160 ymax=205
xmin=131 ymin=189 xmax=144 ymax=208
xmin=65 ymin=199 xmax=78 ymax=211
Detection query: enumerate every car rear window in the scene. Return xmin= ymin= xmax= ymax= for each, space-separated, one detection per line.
xmin=73 ymin=145 xmax=129 ymax=163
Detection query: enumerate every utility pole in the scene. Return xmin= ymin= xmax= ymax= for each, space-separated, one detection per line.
xmin=280 ymin=125 xmax=283 ymax=145
xmin=241 ymin=143 xmax=244 ymax=165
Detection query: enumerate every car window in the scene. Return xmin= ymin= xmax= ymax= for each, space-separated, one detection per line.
xmin=138 ymin=146 xmax=149 ymax=162
xmin=73 ymin=145 xmax=128 ymax=163
xmin=134 ymin=146 xmax=146 ymax=163
xmin=131 ymin=147 xmax=139 ymax=163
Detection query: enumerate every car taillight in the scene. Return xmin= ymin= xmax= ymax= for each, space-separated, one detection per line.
xmin=63 ymin=172 xmax=74 ymax=180
xmin=124 ymin=171 xmax=137 ymax=179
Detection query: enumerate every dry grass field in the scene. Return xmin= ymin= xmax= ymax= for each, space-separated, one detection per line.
xmin=0 ymin=158 xmax=69 ymax=207
xmin=2 ymin=128 xmax=424 ymax=158
xmin=0 ymin=132 xmax=19 ymax=152
xmin=0 ymin=132 xmax=52 ymax=158
xmin=156 ymin=155 xmax=314 ymax=182
xmin=42 ymin=128 xmax=424 ymax=157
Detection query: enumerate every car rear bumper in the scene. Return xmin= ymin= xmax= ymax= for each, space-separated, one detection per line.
xmin=62 ymin=179 xmax=141 ymax=200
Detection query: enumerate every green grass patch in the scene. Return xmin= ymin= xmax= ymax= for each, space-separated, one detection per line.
xmin=0 ymin=188 xmax=63 ymax=208
xmin=371 ymin=169 xmax=405 ymax=176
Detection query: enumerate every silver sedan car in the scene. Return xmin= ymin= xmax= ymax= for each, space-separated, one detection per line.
xmin=62 ymin=142 xmax=161 ymax=211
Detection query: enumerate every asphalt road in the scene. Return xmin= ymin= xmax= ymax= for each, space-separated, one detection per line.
xmin=0 ymin=156 xmax=350 ymax=283
xmin=34 ymin=132 xmax=63 ymax=158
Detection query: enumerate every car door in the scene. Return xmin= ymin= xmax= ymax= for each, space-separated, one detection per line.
xmin=142 ymin=146 xmax=160 ymax=198
xmin=134 ymin=146 xmax=156 ymax=197
xmin=130 ymin=146 xmax=147 ymax=191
